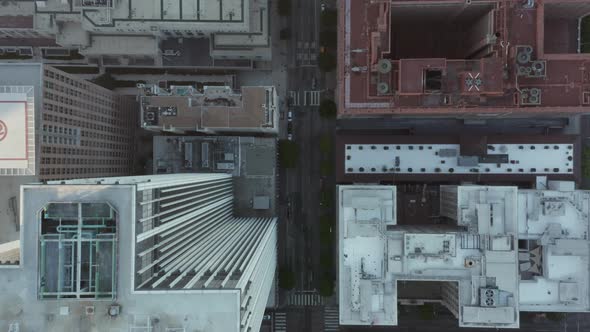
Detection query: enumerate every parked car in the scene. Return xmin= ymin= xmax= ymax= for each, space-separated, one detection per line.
xmin=321 ymin=3 xmax=326 ymax=11
xmin=288 ymin=110 xmax=293 ymax=121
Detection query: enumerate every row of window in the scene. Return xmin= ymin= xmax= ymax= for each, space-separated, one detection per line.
xmin=44 ymin=101 xmax=120 ymax=123
xmin=40 ymin=157 xmax=129 ymax=166
xmin=42 ymin=135 xmax=78 ymax=146
xmin=42 ymin=124 xmax=79 ymax=136
xmin=44 ymin=80 xmax=115 ymax=109
xmin=44 ymin=91 xmax=117 ymax=118
xmin=41 ymin=146 xmax=131 ymax=158
xmin=39 ymin=167 xmax=127 ymax=177
xmin=44 ymin=69 xmax=112 ymax=101
xmin=42 ymin=107 xmax=130 ymax=136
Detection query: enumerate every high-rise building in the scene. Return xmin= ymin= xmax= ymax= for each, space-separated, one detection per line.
xmin=0 ymin=173 xmax=277 ymax=332
xmin=39 ymin=65 xmax=136 ymax=180
xmin=0 ymin=0 xmax=271 ymax=68
xmin=338 ymin=183 xmax=590 ymax=329
xmin=140 ymin=84 xmax=279 ymax=135
xmin=338 ymin=0 xmax=590 ymax=117
xmin=0 ymin=63 xmax=136 ymax=182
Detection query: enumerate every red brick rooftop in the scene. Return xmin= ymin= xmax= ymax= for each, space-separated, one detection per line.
xmin=338 ymin=0 xmax=590 ymax=117
xmin=0 ymin=15 xmax=33 ymax=29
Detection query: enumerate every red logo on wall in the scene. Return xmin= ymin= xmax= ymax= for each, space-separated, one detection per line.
xmin=0 ymin=120 xmax=6 ymax=142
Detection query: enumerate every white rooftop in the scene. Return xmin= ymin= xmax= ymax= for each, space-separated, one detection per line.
xmin=339 ymin=183 xmax=590 ymax=329
xmin=517 ymin=186 xmax=590 ymax=312
xmin=0 ymin=87 xmax=35 ymax=176
xmin=344 ymin=143 xmax=574 ymax=175
xmin=339 ymin=185 xmax=397 ymax=326
xmin=339 ymin=185 xmax=521 ymax=329
xmin=0 ymin=184 xmax=242 ymax=332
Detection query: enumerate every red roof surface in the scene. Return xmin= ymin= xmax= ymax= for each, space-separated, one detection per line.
xmin=0 ymin=16 xmax=34 ymax=29
xmin=338 ymin=0 xmax=590 ymax=116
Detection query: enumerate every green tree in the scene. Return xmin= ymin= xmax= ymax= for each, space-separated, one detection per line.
xmin=278 ymin=267 xmax=296 ymax=290
xmin=320 ymin=30 xmax=337 ymax=48
xmin=320 ymin=10 xmax=338 ymax=28
xmin=318 ymin=274 xmax=334 ymax=296
xmin=319 ymin=215 xmax=333 ymax=244
xmin=583 ymin=146 xmax=590 ymax=178
xmin=319 ymin=99 xmax=337 ymax=118
xmin=319 ymin=134 xmax=333 ymax=153
xmin=318 ymin=52 xmax=337 ymax=72
xmin=278 ymin=0 xmax=291 ymax=16
xmin=279 ymin=140 xmax=299 ymax=169
xmin=280 ymin=28 xmax=291 ymax=40
xmin=320 ymin=188 xmax=334 ymax=208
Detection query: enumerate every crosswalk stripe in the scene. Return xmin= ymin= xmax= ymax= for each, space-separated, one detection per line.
xmin=274 ymin=312 xmax=287 ymax=332
xmin=323 ymin=307 xmax=340 ymax=332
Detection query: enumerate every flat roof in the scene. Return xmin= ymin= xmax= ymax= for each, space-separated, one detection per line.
xmin=339 ymin=183 xmax=590 ymax=328
xmin=141 ymin=85 xmax=278 ymax=134
xmin=344 ymin=143 xmax=573 ymax=175
xmin=0 ymin=184 xmax=242 ymax=331
xmin=336 ymin=134 xmax=580 ymax=184
xmin=338 ymin=0 xmax=590 ymax=116
xmin=0 ymin=95 xmax=28 ymax=164
xmin=0 ymin=15 xmax=34 ymax=29
xmin=517 ymin=187 xmax=590 ymax=312
xmin=0 ymin=87 xmax=35 ymax=176
xmin=338 ymin=185 xmax=397 ymax=326
xmin=338 ymin=185 xmax=521 ymax=328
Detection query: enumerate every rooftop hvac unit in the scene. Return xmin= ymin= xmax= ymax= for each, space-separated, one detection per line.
xmin=108 ymin=304 xmax=121 ymax=317
xmin=377 ymin=59 xmax=392 ymax=74
xmin=479 ymin=288 xmax=499 ymax=307
xmin=520 ymin=88 xmax=541 ymax=105
xmin=377 ymin=82 xmax=389 ymax=95
xmin=516 ymin=45 xmax=533 ymax=64
xmin=201 ymin=142 xmax=210 ymax=168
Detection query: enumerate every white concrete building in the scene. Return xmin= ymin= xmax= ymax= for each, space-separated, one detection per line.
xmin=0 ymin=173 xmax=277 ymax=332
xmin=338 ymin=183 xmax=590 ymax=329
xmin=0 ymin=0 xmax=270 ymax=66
xmin=517 ymin=183 xmax=590 ymax=313
xmin=344 ymin=143 xmax=574 ymax=175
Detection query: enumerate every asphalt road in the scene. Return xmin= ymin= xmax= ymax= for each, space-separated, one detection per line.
xmin=278 ymin=0 xmax=324 ymax=292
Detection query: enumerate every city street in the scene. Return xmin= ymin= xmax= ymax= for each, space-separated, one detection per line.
xmin=276 ymin=0 xmax=334 ymax=309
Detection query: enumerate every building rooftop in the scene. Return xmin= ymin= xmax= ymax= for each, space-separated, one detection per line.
xmin=0 ymin=0 xmax=271 ymax=62
xmin=0 ymin=64 xmax=43 ymax=267
xmin=336 ymin=134 xmax=580 ymax=184
xmin=0 ymin=89 xmax=35 ymax=174
xmin=517 ymin=186 xmax=590 ymax=312
xmin=338 ymin=0 xmax=590 ymax=116
xmin=0 ymin=183 xmax=242 ymax=331
xmin=339 ymin=183 xmax=590 ymax=328
xmin=339 ymin=185 xmax=520 ymax=328
xmin=0 ymin=173 xmax=277 ymax=331
xmin=152 ymin=135 xmax=277 ymax=218
xmin=140 ymin=85 xmax=278 ymax=134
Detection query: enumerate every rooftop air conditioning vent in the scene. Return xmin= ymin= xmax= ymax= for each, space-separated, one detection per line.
xmin=520 ymin=88 xmax=542 ymax=105
xmin=377 ymin=82 xmax=389 ymax=95
xmin=479 ymin=288 xmax=499 ymax=307
xmin=377 ymin=59 xmax=392 ymax=74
